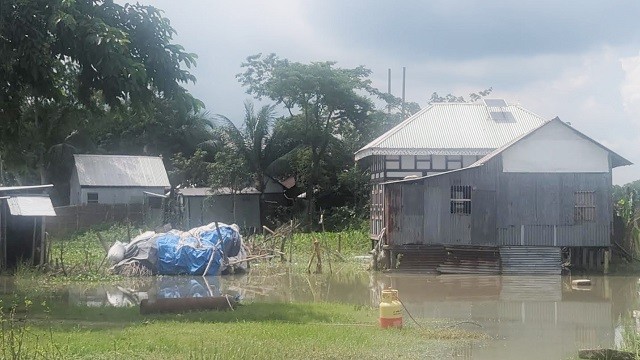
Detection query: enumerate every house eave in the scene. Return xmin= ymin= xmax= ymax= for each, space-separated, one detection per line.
xmin=355 ymin=148 xmax=495 ymax=161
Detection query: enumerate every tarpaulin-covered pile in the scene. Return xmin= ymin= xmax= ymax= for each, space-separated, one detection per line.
xmin=109 ymin=222 xmax=248 ymax=276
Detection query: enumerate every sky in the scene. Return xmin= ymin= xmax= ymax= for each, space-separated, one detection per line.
xmin=134 ymin=0 xmax=640 ymax=185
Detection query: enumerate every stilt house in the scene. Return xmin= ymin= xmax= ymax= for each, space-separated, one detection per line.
xmin=383 ymin=118 xmax=631 ymax=274
xmin=356 ymin=100 xmax=632 ymax=274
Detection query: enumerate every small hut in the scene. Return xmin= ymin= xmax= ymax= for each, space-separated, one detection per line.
xmin=69 ymin=154 xmax=170 ymax=205
xmin=0 ymin=185 xmax=56 ymax=268
xmin=177 ymin=187 xmax=262 ymax=230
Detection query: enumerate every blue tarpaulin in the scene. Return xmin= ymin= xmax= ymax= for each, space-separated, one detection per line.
xmin=156 ymin=225 xmax=241 ymax=276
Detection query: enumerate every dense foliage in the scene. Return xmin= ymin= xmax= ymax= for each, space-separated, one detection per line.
xmin=0 ymin=0 xmax=207 ymax=204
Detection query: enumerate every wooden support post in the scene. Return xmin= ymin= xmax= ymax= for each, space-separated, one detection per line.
xmin=31 ymin=217 xmax=37 ymax=266
xmin=603 ymin=249 xmax=610 ymax=275
xmin=305 ymin=238 xmax=323 ymax=274
xmin=314 ymin=239 xmax=322 ymax=274
xmin=40 ymin=218 xmax=46 ymax=266
xmin=389 ymin=250 xmax=396 ymax=269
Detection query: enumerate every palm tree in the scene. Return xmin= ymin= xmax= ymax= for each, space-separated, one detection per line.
xmin=213 ymin=101 xmax=278 ymax=193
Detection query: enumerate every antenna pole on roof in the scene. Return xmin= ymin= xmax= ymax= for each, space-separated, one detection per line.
xmin=401 ymin=67 xmax=406 ymax=119
xmin=387 ymin=68 xmax=391 ymax=114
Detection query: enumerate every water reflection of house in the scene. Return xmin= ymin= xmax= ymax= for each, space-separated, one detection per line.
xmin=0 ymin=185 xmax=57 ymax=268
xmin=371 ymin=113 xmax=631 ymax=273
xmin=375 ymin=274 xmax=620 ymax=360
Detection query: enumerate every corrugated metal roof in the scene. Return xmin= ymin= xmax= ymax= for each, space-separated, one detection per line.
xmin=177 ymin=187 xmax=260 ymax=197
xmin=0 ymin=185 xmax=53 ymax=192
xmin=7 ymin=196 xmax=56 ymax=216
xmin=355 ymin=101 xmax=547 ymax=160
xmin=74 ymin=154 xmax=171 ymax=187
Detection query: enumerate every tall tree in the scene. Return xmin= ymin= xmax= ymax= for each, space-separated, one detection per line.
xmin=237 ymin=54 xmax=376 ymax=226
xmin=0 ymin=0 xmax=199 ymax=113
xmin=0 ymin=0 xmax=201 ymax=187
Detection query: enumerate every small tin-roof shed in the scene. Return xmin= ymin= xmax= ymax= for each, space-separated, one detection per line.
xmin=70 ymin=154 xmax=170 ymax=205
xmin=0 ymin=185 xmax=56 ymax=268
xmin=177 ymin=187 xmax=262 ymax=230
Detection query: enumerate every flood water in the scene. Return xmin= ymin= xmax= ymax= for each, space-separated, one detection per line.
xmin=2 ymin=267 xmax=639 ymax=359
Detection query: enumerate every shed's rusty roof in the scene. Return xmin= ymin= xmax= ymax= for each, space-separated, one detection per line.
xmin=355 ymin=101 xmax=547 ymax=160
xmin=74 ymin=154 xmax=170 ymax=187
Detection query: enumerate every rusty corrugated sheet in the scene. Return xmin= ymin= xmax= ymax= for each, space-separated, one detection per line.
xmin=74 ymin=154 xmax=170 ymax=187
xmin=7 ymin=196 xmax=56 ymax=217
xmin=392 ymin=244 xmax=501 ymax=274
xmin=355 ymin=102 xmax=547 ymax=160
xmin=395 ymin=245 xmax=446 ymax=272
xmin=437 ymin=246 xmax=501 ymax=274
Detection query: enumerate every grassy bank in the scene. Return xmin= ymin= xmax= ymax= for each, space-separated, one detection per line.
xmin=1 ymin=299 xmax=482 ymax=359
xmin=36 ymin=225 xmax=371 ymax=281
xmin=0 ymin=226 xmax=485 ymax=359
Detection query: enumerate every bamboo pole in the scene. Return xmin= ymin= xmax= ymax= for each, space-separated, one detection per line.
xmin=203 ymin=247 xmax=217 ymax=277
xmin=314 ymin=239 xmax=322 ymax=274
xmin=262 ymin=226 xmax=276 ymax=236
xmin=226 ymin=254 xmax=276 ymax=266
xmin=96 ymin=232 xmax=110 ymax=253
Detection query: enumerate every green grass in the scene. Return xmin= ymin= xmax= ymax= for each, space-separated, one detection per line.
xmin=0 ymin=226 xmax=479 ymax=359
xmin=24 ymin=225 xmax=372 ymax=282
xmin=246 ymin=228 xmax=371 ymax=268
xmin=2 ymin=301 xmax=482 ymax=360
xmin=47 ymin=224 xmax=137 ymax=279
xmin=620 ymin=320 xmax=640 ymax=358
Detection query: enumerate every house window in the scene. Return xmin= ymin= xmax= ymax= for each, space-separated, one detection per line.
xmin=385 ymin=155 xmax=400 ymax=170
xmin=87 ymin=192 xmax=99 ymax=204
xmin=400 ymin=155 xmax=415 ymax=170
xmin=575 ymin=191 xmax=595 ymax=222
xmin=450 ymin=185 xmax=472 ymax=215
xmin=446 ymin=155 xmax=463 ymax=170
xmin=416 ymin=155 xmax=432 ymax=170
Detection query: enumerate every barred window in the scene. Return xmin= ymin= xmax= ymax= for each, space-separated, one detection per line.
xmin=450 ymin=185 xmax=472 ymax=215
xmin=575 ymin=191 xmax=595 ymax=222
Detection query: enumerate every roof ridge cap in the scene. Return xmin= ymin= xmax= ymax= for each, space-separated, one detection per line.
xmin=356 ymin=104 xmax=435 ymax=153
xmin=509 ymin=103 xmax=545 ymax=120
